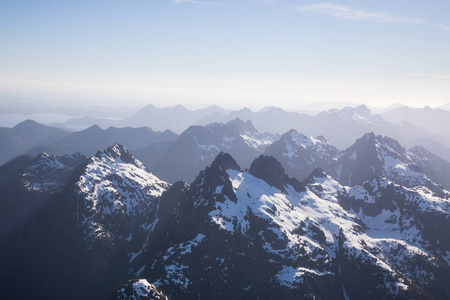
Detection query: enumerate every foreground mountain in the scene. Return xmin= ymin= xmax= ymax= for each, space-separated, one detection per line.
xmin=1 ymin=148 xmax=449 ymax=299
xmin=0 ymin=145 xmax=169 ymax=299
xmin=146 ymin=118 xmax=279 ymax=183
xmin=0 ymin=152 xmax=87 ymax=241
xmin=126 ymin=153 xmax=449 ymax=299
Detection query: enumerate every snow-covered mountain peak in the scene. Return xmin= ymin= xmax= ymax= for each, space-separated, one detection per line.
xmin=337 ymin=133 xmax=434 ymax=188
xmin=114 ymin=279 xmax=168 ymax=300
xmin=264 ymin=130 xmax=339 ymax=181
xmin=141 ymin=154 xmax=449 ymax=298
xmin=355 ymin=133 xmax=406 ymax=159
xmin=21 ymin=152 xmax=87 ymax=193
xmin=361 ymin=131 xmax=376 ymax=142
xmin=204 ymin=118 xmax=278 ymax=151
xmin=285 ymin=130 xmax=337 ymax=153
xmin=79 ymin=144 xmax=169 ymax=213
xmin=206 ymin=118 xmax=255 ymax=132
xmin=325 ymin=104 xmax=371 ymax=117
xmin=76 ymin=145 xmax=170 ymax=242
xmin=320 ymin=105 xmax=386 ymax=126
xmin=95 ymin=143 xmax=146 ymax=170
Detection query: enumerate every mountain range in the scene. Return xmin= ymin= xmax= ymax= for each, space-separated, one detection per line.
xmin=0 ymin=121 xmax=178 ymax=165
xmin=1 ymin=135 xmax=449 ymax=299
xmin=3 ymin=103 xmax=450 ymax=165
xmin=47 ymin=104 xmax=450 ymax=163
xmin=0 ymin=120 xmax=69 ymax=165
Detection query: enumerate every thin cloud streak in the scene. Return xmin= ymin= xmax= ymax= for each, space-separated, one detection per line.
xmin=298 ymin=2 xmax=450 ymax=31
xmin=407 ymin=72 xmax=450 ymax=80
xmin=172 ymin=0 xmax=224 ymax=5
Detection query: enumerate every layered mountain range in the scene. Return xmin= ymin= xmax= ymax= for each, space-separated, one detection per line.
xmin=0 ymin=122 xmax=178 ymax=166
xmin=4 ymin=103 xmax=450 ymax=163
xmin=1 ymin=126 xmax=449 ymax=299
xmin=140 ymin=119 xmax=279 ymax=183
xmin=265 ymin=130 xmax=450 ymax=191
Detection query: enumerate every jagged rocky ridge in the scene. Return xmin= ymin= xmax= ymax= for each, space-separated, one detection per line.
xmin=126 ymin=153 xmax=449 ymax=299
xmin=264 ymin=129 xmax=339 ymax=181
xmin=0 ymin=144 xmax=449 ymax=299
xmin=145 ymin=118 xmax=279 ymax=183
xmin=265 ymin=130 xmax=450 ymax=190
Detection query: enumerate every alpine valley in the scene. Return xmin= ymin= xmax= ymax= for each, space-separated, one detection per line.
xmin=0 ymin=116 xmax=449 ymax=300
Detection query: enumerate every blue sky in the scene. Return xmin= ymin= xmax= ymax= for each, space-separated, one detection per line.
xmin=1 ymin=0 xmax=449 ymax=109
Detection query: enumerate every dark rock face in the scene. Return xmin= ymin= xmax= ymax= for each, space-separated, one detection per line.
xmin=305 ymin=168 xmax=328 ymax=182
xmin=0 ymin=154 xmax=34 ymax=186
xmin=0 ymin=152 xmax=87 ymax=241
xmin=249 ymin=155 xmax=305 ymax=193
xmin=211 ymin=151 xmax=240 ymax=172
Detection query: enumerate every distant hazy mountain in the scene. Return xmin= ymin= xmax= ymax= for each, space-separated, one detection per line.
xmin=198 ymin=105 xmax=450 ymax=162
xmin=197 ymin=106 xmax=309 ymax=134
xmin=132 ymin=141 xmax=174 ymax=172
xmin=27 ymin=103 xmax=450 ymax=163
xmin=295 ymin=101 xmax=361 ymax=114
xmin=382 ymin=106 xmax=450 ymax=138
xmin=302 ymin=105 xmax=388 ymax=148
xmin=368 ymin=102 xmax=406 ymax=114
xmin=264 ymin=129 xmax=339 ymax=181
xmin=145 ymin=118 xmax=279 ymax=183
xmin=55 ymin=116 xmax=119 ymax=130
xmin=197 ymin=105 xmax=387 ymax=148
xmin=0 ymin=120 xmax=69 ymax=165
xmin=403 ymin=137 xmax=450 ymax=163
xmin=26 ymin=125 xmax=178 ymax=158
xmin=124 ymin=104 xmax=231 ymax=133
xmin=440 ymin=102 xmax=450 ymax=111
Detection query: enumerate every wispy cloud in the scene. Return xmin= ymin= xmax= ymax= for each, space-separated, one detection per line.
xmin=407 ymin=72 xmax=450 ymax=80
xmin=298 ymin=2 xmax=450 ymax=31
xmin=172 ymin=0 xmax=223 ymax=5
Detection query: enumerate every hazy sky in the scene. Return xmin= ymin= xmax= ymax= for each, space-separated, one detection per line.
xmin=1 ymin=0 xmax=450 ymax=110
